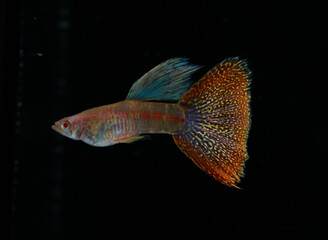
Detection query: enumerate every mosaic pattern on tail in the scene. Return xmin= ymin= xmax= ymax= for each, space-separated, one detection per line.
xmin=173 ymin=58 xmax=251 ymax=187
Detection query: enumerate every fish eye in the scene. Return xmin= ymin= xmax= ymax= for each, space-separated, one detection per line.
xmin=61 ymin=120 xmax=72 ymax=130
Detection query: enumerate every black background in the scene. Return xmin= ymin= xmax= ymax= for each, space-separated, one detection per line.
xmin=1 ymin=1 xmax=327 ymax=239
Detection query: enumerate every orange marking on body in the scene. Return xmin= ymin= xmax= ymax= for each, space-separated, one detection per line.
xmin=150 ymin=112 xmax=163 ymax=120
xmin=164 ymin=114 xmax=185 ymax=122
xmin=138 ymin=111 xmax=184 ymax=122
xmin=138 ymin=111 xmax=150 ymax=119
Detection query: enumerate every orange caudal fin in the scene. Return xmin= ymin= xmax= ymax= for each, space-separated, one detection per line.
xmin=173 ymin=58 xmax=251 ymax=187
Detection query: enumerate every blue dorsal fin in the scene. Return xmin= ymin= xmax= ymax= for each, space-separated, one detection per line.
xmin=126 ymin=58 xmax=201 ymax=101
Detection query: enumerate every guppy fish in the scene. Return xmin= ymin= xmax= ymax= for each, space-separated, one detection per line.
xmin=52 ymin=58 xmax=251 ymax=187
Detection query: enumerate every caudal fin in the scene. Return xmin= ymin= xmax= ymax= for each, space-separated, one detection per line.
xmin=173 ymin=58 xmax=251 ymax=187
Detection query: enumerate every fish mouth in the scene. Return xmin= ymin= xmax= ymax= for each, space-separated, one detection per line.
xmin=51 ymin=124 xmax=60 ymax=133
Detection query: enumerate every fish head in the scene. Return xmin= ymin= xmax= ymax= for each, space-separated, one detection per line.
xmin=52 ymin=112 xmax=116 ymax=147
xmin=52 ymin=115 xmax=85 ymax=141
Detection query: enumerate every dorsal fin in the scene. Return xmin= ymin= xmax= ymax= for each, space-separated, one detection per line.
xmin=126 ymin=58 xmax=201 ymax=101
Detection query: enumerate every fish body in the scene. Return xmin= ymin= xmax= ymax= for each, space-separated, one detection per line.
xmin=52 ymin=58 xmax=251 ymax=187
xmin=53 ymin=100 xmax=186 ymax=146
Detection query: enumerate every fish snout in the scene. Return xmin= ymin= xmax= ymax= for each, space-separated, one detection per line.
xmin=51 ymin=123 xmax=60 ymax=133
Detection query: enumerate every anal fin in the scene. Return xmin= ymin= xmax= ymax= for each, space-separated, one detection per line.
xmin=115 ymin=135 xmax=150 ymax=144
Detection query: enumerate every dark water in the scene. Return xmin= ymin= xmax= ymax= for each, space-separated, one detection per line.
xmin=1 ymin=1 xmax=327 ymax=239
